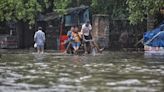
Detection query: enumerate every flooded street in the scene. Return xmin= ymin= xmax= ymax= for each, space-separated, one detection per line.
xmin=0 ymin=52 xmax=164 ymax=92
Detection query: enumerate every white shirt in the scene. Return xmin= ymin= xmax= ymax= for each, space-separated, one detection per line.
xmin=81 ymin=24 xmax=92 ymax=36
xmin=34 ymin=30 xmax=45 ymax=46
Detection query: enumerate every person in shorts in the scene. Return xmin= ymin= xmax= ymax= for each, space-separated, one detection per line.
xmin=72 ymin=26 xmax=81 ymax=53
xmin=81 ymin=20 xmax=104 ymax=54
xmin=63 ymin=26 xmax=74 ymax=53
xmin=81 ymin=20 xmax=92 ymax=53
xmin=34 ymin=27 xmax=45 ymax=54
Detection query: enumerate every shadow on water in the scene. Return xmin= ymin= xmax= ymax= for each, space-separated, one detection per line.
xmin=0 ymin=51 xmax=164 ymax=92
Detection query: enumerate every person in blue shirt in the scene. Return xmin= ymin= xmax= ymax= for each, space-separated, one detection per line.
xmin=63 ymin=26 xmax=75 ymax=53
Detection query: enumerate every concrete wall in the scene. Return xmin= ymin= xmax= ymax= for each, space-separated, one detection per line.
xmin=92 ymin=14 xmax=109 ymax=49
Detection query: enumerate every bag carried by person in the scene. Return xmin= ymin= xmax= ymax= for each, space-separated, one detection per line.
xmin=34 ymin=43 xmax=37 ymax=48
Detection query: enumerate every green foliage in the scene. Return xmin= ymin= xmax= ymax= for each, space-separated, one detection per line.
xmin=91 ymin=0 xmax=163 ymax=24
xmin=91 ymin=0 xmax=128 ymax=19
xmin=127 ymin=0 xmax=164 ymax=24
xmin=0 ymin=0 xmax=42 ymax=24
xmin=53 ymin=0 xmax=72 ymax=14
xmin=0 ymin=0 xmax=128 ymax=24
xmin=0 ymin=0 xmax=72 ymax=24
xmin=0 ymin=0 xmax=163 ymax=25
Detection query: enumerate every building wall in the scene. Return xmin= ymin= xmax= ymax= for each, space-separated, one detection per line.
xmin=16 ymin=21 xmax=34 ymax=49
xmin=109 ymin=20 xmax=147 ymax=50
xmin=92 ymin=14 xmax=110 ymax=49
xmin=92 ymin=14 xmax=147 ymax=50
xmin=44 ymin=19 xmax=60 ymax=50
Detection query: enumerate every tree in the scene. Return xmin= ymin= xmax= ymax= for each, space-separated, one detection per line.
xmin=127 ymin=0 xmax=164 ymax=24
xmin=0 ymin=0 xmax=42 ymax=24
xmin=1 ymin=0 xmax=162 ymax=25
xmin=91 ymin=0 xmax=128 ymax=20
xmin=53 ymin=0 xmax=71 ymax=14
xmin=0 ymin=0 xmax=71 ymax=24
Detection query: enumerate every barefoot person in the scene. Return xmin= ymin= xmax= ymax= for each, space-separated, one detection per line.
xmin=34 ymin=27 xmax=45 ymax=54
xmin=63 ymin=26 xmax=74 ymax=53
xmin=81 ymin=20 xmax=103 ymax=54
xmin=71 ymin=26 xmax=81 ymax=53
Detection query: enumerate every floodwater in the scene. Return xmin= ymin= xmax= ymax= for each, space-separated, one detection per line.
xmin=0 ymin=52 xmax=164 ymax=92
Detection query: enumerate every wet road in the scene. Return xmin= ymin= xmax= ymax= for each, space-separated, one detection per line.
xmin=0 ymin=52 xmax=164 ymax=92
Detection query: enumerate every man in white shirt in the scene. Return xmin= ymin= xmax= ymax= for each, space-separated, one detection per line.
xmin=34 ymin=27 xmax=45 ymax=54
xmin=81 ymin=20 xmax=92 ymax=41
xmin=81 ymin=20 xmax=93 ymax=54
xmin=81 ymin=20 xmax=104 ymax=54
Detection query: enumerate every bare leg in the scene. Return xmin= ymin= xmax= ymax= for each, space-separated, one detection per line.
xmin=92 ymin=41 xmax=104 ymax=52
xmin=84 ymin=43 xmax=88 ymax=54
xmin=76 ymin=46 xmax=79 ymax=51
xmin=37 ymin=48 xmax=40 ymax=54
xmin=41 ymin=47 xmax=44 ymax=54
xmin=65 ymin=42 xmax=72 ymax=53
xmin=73 ymin=46 xmax=77 ymax=54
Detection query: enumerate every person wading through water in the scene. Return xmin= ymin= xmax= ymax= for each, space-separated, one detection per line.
xmin=63 ymin=26 xmax=75 ymax=54
xmin=71 ymin=26 xmax=81 ymax=54
xmin=34 ymin=27 xmax=46 ymax=54
xmin=81 ymin=20 xmax=104 ymax=54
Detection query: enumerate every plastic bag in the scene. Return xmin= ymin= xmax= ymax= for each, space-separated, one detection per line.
xmin=34 ymin=43 xmax=37 ymax=48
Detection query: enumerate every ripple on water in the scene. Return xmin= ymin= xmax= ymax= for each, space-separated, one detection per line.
xmin=0 ymin=52 xmax=164 ymax=92
xmin=107 ymin=79 xmax=142 ymax=86
xmin=110 ymin=86 xmax=157 ymax=92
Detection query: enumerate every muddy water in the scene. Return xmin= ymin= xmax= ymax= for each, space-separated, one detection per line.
xmin=0 ymin=52 xmax=164 ymax=92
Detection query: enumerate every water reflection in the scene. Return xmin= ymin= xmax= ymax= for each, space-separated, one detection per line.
xmin=71 ymin=56 xmax=81 ymax=64
xmin=144 ymin=51 xmax=164 ymax=59
xmin=0 ymin=52 xmax=164 ymax=92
